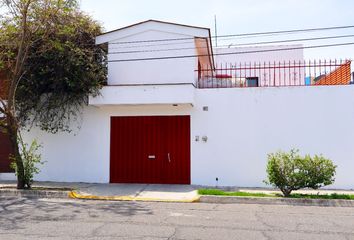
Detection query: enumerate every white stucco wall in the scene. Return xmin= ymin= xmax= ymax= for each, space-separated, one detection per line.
xmin=192 ymin=85 xmax=354 ymax=189
xmin=2 ymin=85 xmax=354 ymax=189
xmin=107 ymin=30 xmax=197 ymax=85
xmin=100 ymin=21 xmax=212 ymax=86
xmin=17 ymin=105 xmax=193 ymax=183
xmin=88 ymin=84 xmax=195 ymax=106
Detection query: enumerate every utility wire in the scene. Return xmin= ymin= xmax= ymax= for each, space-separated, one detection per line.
xmin=108 ymin=40 xmax=196 ymax=49
xmin=107 ymin=34 xmax=354 ymax=55
xmin=107 ymin=31 xmax=354 ymax=50
xmin=106 ymin=42 xmax=354 ymax=62
xmin=108 ymin=25 xmax=354 ymax=45
xmin=1 ymin=25 xmax=353 ymax=48
xmin=108 ymin=29 xmax=354 ymax=50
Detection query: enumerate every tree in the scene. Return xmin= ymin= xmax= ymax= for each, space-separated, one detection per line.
xmin=0 ymin=0 xmax=106 ymax=189
xmin=264 ymin=149 xmax=336 ymax=197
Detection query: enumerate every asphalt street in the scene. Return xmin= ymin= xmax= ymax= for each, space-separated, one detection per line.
xmin=0 ymin=197 xmax=354 ymax=240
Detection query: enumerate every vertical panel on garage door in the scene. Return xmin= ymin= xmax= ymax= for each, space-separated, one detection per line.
xmin=110 ymin=116 xmax=164 ymax=183
xmin=140 ymin=116 xmax=164 ymax=183
xmin=110 ymin=117 xmax=136 ymax=183
xmin=163 ymin=116 xmax=190 ymax=184
xmin=110 ymin=116 xmax=190 ymax=184
xmin=0 ymin=131 xmax=14 ymax=173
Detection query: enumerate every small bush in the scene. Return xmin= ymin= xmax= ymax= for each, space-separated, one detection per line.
xmin=11 ymin=136 xmax=44 ymax=189
xmin=264 ymin=149 xmax=336 ymax=197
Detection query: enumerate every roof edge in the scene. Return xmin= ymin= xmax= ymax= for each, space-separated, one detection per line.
xmin=97 ymin=19 xmax=210 ymax=40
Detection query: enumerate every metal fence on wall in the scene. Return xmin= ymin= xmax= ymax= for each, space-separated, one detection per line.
xmin=197 ymin=59 xmax=352 ymax=88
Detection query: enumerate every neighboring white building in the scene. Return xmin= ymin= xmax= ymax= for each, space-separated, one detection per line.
xmin=214 ymin=45 xmax=304 ymax=63
xmin=204 ymin=45 xmax=305 ymax=87
xmin=1 ymin=20 xmax=353 ymax=189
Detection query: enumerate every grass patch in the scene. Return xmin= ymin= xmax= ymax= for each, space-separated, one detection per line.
xmin=198 ymin=189 xmax=276 ymax=198
xmin=198 ymin=189 xmax=354 ymax=200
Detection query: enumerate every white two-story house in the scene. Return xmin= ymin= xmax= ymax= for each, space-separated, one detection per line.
xmin=1 ymin=20 xmax=353 ymax=188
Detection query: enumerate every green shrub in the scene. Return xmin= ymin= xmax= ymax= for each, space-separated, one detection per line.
xmin=264 ymin=149 xmax=336 ymax=197
xmin=10 ymin=136 xmax=44 ymax=189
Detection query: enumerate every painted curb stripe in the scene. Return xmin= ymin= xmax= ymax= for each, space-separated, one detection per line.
xmin=68 ymin=191 xmax=200 ymax=203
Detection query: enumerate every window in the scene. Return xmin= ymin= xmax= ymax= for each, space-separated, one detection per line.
xmin=246 ymin=77 xmax=259 ymax=87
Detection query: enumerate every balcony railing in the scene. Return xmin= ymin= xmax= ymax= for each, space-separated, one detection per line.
xmin=196 ymin=59 xmax=352 ymax=88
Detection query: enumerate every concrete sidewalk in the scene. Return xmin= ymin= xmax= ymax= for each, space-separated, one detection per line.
xmin=1 ymin=181 xmax=354 ymax=203
xmin=71 ymin=183 xmax=199 ymax=202
xmin=0 ymin=181 xmax=200 ymax=202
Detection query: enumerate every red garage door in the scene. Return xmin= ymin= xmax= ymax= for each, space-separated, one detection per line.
xmin=110 ymin=116 xmax=190 ymax=184
xmin=0 ymin=131 xmax=14 ymax=173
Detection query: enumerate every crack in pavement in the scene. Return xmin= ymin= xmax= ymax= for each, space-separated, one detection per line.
xmin=168 ymin=227 xmax=178 ymax=240
xmin=134 ymin=184 xmax=150 ymax=198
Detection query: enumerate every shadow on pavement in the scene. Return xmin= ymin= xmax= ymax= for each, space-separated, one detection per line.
xmin=0 ymin=197 xmax=153 ymax=231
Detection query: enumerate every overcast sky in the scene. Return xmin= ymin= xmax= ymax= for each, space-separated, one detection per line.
xmin=80 ymin=0 xmax=354 ymax=60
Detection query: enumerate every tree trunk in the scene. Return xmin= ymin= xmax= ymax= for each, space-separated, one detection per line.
xmin=7 ymin=115 xmax=25 ymax=189
xmin=281 ymin=188 xmax=292 ymax=197
xmin=1 ymin=0 xmax=33 ymax=190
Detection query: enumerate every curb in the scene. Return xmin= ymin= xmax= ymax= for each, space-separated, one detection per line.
xmin=0 ymin=189 xmax=70 ymax=199
xmin=199 ymin=195 xmax=354 ymax=207
xmin=2 ymin=189 xmax=353 ymax=206
xmin=69 ymin=191 xmax=200 ymax=203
